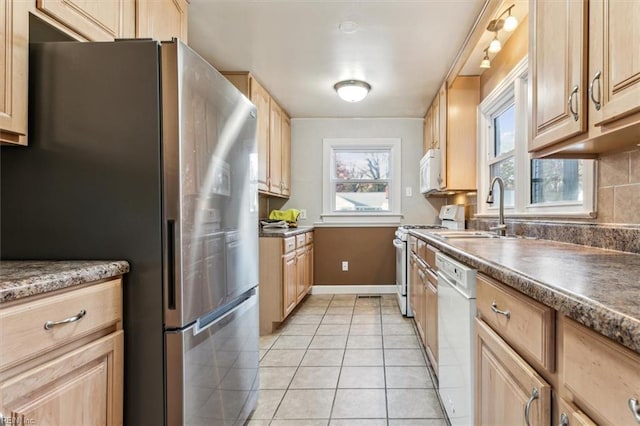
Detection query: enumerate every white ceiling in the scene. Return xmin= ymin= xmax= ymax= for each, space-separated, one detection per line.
xmin=188 ymin=0 xmax=487 ymax=119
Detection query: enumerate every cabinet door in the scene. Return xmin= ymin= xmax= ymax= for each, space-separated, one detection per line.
xmin=475 ymin=319 xmax=551 ymax=426
xmin=0 ymin=0 xmax=28 ymax=145
xmin=36 ymin=0 xmax=135 ymax=41
xmin=282 ymin=252 xmax=297 ymax=317
xmin=137 ymin=0 xmax=188 ymax=42
xmin=529 ymin=0 xmax=587 ymax=151
xmin=249 ymin=77 xmax=271 ymax=192
xmin=432 ymin=93 xmax=440 ymax=150
xmin=415 ymin=266 xmax=426 ymax=344
xmin=268 ymin=100 xmax=283 ymax=195
xmin=557 ymin=398 xmax=597 ymax=426
xmin=423 ymin=108 xmax=433 ymax=154
xmin=307 ymin=245 xmax=314 ymax=292
xmin=425 ymin=269 xmax=438 ymax=374
xmin=588 ymin=0 xmax=640 ymax=127
xmin=437 ymin=84 xmax=447 ymax=188
xmin=0 ymin=331 xmax=123 ymax=426
xmin=281 ymin=113 xmax=291 ymax=197
xmin=295 ymin=248 xmax=307 ymax=303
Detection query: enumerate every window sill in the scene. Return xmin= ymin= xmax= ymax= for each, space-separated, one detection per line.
xmin=475 ymin=211 xmax=596 ymax=220
xmin=317 ymin=213 xmax=403 ymax=227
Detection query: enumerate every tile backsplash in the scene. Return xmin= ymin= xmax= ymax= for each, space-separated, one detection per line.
xmin=597 ymin=149 xmax=640 ymax=224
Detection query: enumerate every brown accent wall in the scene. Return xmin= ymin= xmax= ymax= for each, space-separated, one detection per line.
xmin=314 ymin=227 xmax=396 ymax=285
xmin=480 ymin=16 xmax=529 ymax=101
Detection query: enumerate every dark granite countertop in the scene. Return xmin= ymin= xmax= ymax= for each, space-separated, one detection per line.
xmin=0 ymin=260 xmax=130 ymax=304
xmin=408 ymin=229 xmax=640 ymax=354
xmin=259 ymin=226 xmax=314 ymax=238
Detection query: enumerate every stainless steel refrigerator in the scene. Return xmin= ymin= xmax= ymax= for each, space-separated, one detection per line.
xmin=1 ymin=39 xmax=259 ymax=425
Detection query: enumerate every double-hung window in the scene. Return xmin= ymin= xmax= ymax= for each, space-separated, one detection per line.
xmin=478 ymin=58 xmax=595 ymax=217
xmin=322 ymin=138 xmax=402 ymax=223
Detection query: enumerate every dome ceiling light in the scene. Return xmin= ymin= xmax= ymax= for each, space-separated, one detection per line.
xmin=334 ymin=80 xmax=371 ymax=103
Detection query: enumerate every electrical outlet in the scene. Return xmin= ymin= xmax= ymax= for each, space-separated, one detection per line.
xmin=341 ymin=261 xmax=349 ymax=271
xmin=299 ymin=209 xmax=307 ymax=219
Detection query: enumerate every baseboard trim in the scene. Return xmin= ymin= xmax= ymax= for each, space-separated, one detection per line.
xmin=310 ymin=285 xmax=396 ymax=295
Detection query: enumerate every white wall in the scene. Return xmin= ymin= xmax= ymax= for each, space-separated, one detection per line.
xmin=280 ymin=118 xmax=444 ymax=225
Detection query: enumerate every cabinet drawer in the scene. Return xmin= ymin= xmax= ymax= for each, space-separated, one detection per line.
xmin=283 ymin=237 xmax=296 ymax=253
xmin=296 ymin=234 xmax=306 ymax=248
xmin=563 ymin=318 xmax=640 ymax=426
xmin=0 ymin=279 xmax=122 ymax=372
xmin=476 ymin=274 xmax=555 ymax=372
xmin=306 ymin=231 xmax=314 ymax=245
xmin=417 ymin=239 xmax=427 ymax=261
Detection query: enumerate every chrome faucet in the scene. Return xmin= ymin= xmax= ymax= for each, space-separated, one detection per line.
xmin=486 ymin=176 xmax=507 ymax=237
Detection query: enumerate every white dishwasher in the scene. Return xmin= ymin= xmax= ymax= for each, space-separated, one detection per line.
xmin=436 ymin=252 xmax=477 ymax=426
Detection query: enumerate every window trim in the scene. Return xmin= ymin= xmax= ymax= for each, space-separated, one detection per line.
xmin=477 ymin=57 xmax=596 ymax=218
xmin=322 ymin=138 xmax=402 ymax=223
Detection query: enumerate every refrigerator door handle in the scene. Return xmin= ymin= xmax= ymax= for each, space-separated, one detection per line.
xmin=167 ymin=219 xmax=176 ymax=310
xmin=195 ymin=289 xmax=257 ymax=335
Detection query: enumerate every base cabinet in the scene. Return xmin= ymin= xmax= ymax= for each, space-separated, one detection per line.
xmin=259 ymin=231 xmax=314 ymax=334
xmin=0 ymin=277 xmax=124 ymax=425
xmin=475 ymin=319 xmax=551 ymax=426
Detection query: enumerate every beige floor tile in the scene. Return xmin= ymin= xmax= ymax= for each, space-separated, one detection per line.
xmin=332 ymin=295 xmax=357 ymax=301
xmin=301 ymin=349 xmax=345 ymax=367
xmin=354 ymin=299 xmax=380 ymax=307
xmin=331 ymin=389 xmax=387 ymax=419
xmin=271 ymin=420 xmax=329 ymax=426
xmin=342 ymin=349 xmax=384 ymax=366
xmin=316 ymin=323 xmax=350 ymax=335
xmin=383 ymin=335 xmax=421 ymax=349
xmin=353 ymin=306 xmax=380 ymax=315
xmin=386 ymin=389 xmax=444 ymax=419
xmin=381 ymin=305 xmax=402 ymax=314
xmin=260 ymin=349 xmax=306 ymax=367
xmin=330 ymin=420 xmax=386 ymax=426
xmin=259 ymin=366 xmax=297 ymax=389
xmin=350 ymin=315 xmax=381 ymax=324
xmin=249 ymin=389 xmax=286 ymax=419
xmin=246 ymin=420 xmax=271 ymax=426
xmin=309 ymin=335 xmax=348 ymax=349
xmin=383 ymin=323 xmax=416 ymax=335
xmin=388 ymin=420 xmax=447 ymax=426
xmin=385 ymin=366 xmax=434 ymax=388
xmin=304 ymin=297 xmax=332 ymax=307
xmin=260 ymin=334 xmax=279 ymax=350
xmin=330 ymin=299 xmax=356 ymax=307
xmin=290 ymin=366 xmax=341 ymax=389
xmin=338 ymin=366 xmax=385 ymax=388
xmin=259 ymin=349 xmax=267 ymax=361
xmin=326 ymin=307 xmax=354 ymax=315
xmin=297 ymin=306 xmax=329 ymax=315
xmin=322 ymin=314 xmax=353 ymax=324
xmin=280 ymin=324 xmax=319 ymax=336
xmin=347 ymin=335 xmax=383 ymax=349
xmin=384 ymin=349 xmax=427 ymax=366
xmin=349 ymin=323 xmax=382 ymax=335
xmin=271 ymin=335 xmax=313 ymax=350
xmin=382 ymin=314 xmax=411 ymax=324
xmin=275 ymin=389 xmax=335 ymax=419
xmin=287 ymin=314 xmax=324 ymax=325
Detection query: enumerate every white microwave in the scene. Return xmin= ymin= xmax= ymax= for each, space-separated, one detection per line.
xmin=419 ymin=149 xmax=442 ymax=194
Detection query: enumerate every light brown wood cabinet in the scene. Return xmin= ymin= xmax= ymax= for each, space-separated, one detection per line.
xmin=0 ymin=278 xmax=124 ymax=425
xmin=136 ymin=0 xmax=188 ymax=42
xmin=223 ymin=72 xmax=291 ymax=198
xmin=259 ymin=231 xmax=314 ymax=335
xmin=530 ymin=0 xmax=640 ymax=157
xmin=0 ymin=0 xmax=29 ymax=145
xmin=475 ymin=318 xmax=552 ymax=426
xmin=423 ymin=77 xmax=478 ymax=192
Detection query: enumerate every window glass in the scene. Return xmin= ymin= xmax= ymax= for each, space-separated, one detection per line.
xmin=494 ymin=103 xmax=515 ymax=156
xmin=333 ymin=149 xmax=391 ymax=212
xmin=489 ymin=157 xmax=516 ymax=207
xmin=531 ymin=159 xmax=583 ymax=204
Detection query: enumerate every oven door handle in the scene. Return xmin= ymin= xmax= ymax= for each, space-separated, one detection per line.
xmin=393 ymin=239 xmax=404 ymax=249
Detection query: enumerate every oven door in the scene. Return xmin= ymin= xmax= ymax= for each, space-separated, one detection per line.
xmin=393 ymin=238 xmax=406 ymax=295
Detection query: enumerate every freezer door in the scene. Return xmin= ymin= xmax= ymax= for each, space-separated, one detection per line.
xmin=166 ymin=289 xmax=259 ymax=426
xmin=162 ymin=40 xmax=259 ymax=328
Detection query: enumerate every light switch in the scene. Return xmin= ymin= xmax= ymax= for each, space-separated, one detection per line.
xmin=405 ymin=186 xmax=413 ymax=197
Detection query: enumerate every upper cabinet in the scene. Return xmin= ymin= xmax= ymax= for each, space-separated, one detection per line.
xmin=529 ymin=0 xmax=640 ymax=157
xmin=0 ymin=0 xmax=29 ymax=145
xmin=35 ymin=0 xmax=135 ymax=41
xmin=137 ymin=0 xmax=188 ymax=42
xmin=423 ymin=77 xmax=478 ymax=192
xmin=223 ymin=72 xmax=291 ymax=198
